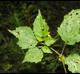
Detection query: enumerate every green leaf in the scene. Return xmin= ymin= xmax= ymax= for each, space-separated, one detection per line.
xmin=41 ymin=46 xmax=52 ymax=54
xmin=65 ymin=53 xmax=80 ymax=73
xmin=44 ymin=35 xmax=56 ymax=46
xmin=57 ymin=9 xmax=80 ymax=45
xmin=33 ymin=10 xmax=49 ymax=42
xmin=8 ymin=26 xmax=38 ymax=49
xmin=22 ymin=47 xmax=43 ymax=63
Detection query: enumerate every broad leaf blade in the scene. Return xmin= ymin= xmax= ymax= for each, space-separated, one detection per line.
xmin=65 ymin=53 xmax=80 ymax=73
xmin=9 ymin=26 xmax=38 ymax=49
xmin=22 ymin=47 xmax=43 ymax=63
xmin=33 ymin=10 xmax=49 ymax=41
xmin=57 ymin=9 xmax=80 ymax=45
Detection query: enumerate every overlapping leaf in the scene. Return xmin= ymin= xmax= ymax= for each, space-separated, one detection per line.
xmin=44 ymin=35 xmax=56 ymax=46
xmin=65 ymin=53 xmax=80 ymax=73
xmin=9 ymin=26 xmax=38 ymax=49
xmin=57 ymin=9 xmax=80 ymax=45
xmin=22 ymin=47 xmax=43 ymax=63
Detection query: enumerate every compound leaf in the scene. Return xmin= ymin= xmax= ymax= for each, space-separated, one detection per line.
xmin=22 ymin=47 xmax=43 ymax=63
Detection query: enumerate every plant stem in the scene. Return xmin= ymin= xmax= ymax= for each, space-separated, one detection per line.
xmin=50 ymin=47 xmax=60 ymax=56
xmin=54 ymin=34 xmax=59 ymax=39
xmin=61 ymin=44 xmax=66 ymax=55
xmin=51 ymin=47 xmax=67 ymax=73
xmin=62 ymin=62 xmax=67 ymax=73
xmin=53 ymin=44 xmax=61 ymax=47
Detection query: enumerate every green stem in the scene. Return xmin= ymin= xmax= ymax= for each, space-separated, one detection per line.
xmin=62 ymin=62 xmax=67 ymax=73
xmin=54 ymin=34 xmax=59 ymax=39
xmin=50 ymin=47 xmax=60 ymax=56
xmin=61 ymin=43 xmax=66 ymax=55
xmin=50 ymin=47 xmax=67 ymax=73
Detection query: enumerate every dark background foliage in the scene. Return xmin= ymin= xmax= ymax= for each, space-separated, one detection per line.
xmin=0 ymin=1 xmax=80 ymax=73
